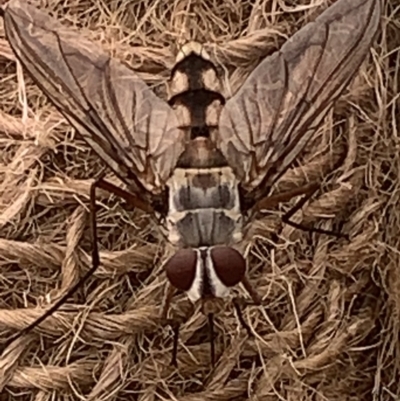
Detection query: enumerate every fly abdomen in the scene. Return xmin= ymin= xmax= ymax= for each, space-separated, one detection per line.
xmin=168 ymin=41 xmax=225 ymax=141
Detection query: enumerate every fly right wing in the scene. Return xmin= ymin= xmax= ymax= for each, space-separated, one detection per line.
xmin=217 ymin=0 xmax=380 ymax=205
xmin=1 ymin=0 xmax=185 ymax=206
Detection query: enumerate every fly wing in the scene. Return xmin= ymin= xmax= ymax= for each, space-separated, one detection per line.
xmin=2 ymin=0 xmax=185 ymax=200
xmin=217 ymin=0 xmax=380 ymax=200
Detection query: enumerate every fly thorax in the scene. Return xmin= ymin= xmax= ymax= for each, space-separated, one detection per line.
xmin=165 ymin=161 xmax=243 ymax=248
xmin=164 ymin=246 xmax=246 ymax=302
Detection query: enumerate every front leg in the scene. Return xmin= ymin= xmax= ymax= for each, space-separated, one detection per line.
xmin=160 ymin=282 xmax=195 ymax=367
xmin=232 ymin=276 xmax=263 ymax=336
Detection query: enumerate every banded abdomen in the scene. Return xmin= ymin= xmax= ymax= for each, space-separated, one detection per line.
xmin=165 ymin=42 xmax=243 ymax=249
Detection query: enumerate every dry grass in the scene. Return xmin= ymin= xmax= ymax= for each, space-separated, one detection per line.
xmin=0 ymin=0 xmax=399 ymax=400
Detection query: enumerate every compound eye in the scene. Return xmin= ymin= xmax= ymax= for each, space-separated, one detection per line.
xmin=210 ymin=246 xmax=246 ymax=287
xmin=164 ymin=249 xmax=197 ymax=291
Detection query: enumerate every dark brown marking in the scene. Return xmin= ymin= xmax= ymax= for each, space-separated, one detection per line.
xmin=176 ymin=211 xmax=236 ymax=247
xmin=168 ymin=49 xmax=225 ymax=140
xmin=175 ymin=183 xmax=233 ymax=211
xmin=177 ymin=138 xmax=228 ymax=168
xmin=170 ymin=52 xmax=217 ymax=91
xmin=192 ymin=173 xmax=217 ymax=190
xmin=169 ymin=89 xmax=225 ymax=139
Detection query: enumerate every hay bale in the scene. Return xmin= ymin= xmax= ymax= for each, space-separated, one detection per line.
xmin=0 ymin=0 xmax=398 ymax=399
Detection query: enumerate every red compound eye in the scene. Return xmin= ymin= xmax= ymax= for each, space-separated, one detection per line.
xmin=210 ymin=246 xmax=246 ymax=287
xmin=164 ymin=249 xmax=197 ymax=291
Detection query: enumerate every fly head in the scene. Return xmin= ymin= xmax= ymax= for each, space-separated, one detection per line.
xmin=164 ymin=246 xmax=246 ymax=303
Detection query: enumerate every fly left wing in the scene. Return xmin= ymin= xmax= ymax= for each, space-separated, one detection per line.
xmin=1 ymin=0 xmax=185 ymax=205
xmin=217 ymin=0 xmax=380 ymax=204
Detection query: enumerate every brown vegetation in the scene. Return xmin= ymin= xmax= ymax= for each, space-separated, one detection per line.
xmin=0 ymin=0 xmax=399 ymax=400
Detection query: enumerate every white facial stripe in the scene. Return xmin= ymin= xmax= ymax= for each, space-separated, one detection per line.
xmin=185 ymin=248 xmax=231 ymax=301
xmin=186 ymin=249 xmax=203 ymax=302
xmin=205 ymin=248 xmax=230 ymax=298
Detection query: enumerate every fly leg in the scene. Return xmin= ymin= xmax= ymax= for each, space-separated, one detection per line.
xmin=232 ymin=276 xmax=262 ymax=336
xmin=255 ymin=182 xmax=348 ymax=239
xmin=94 ymin=177 xmax=153 ymax=213
xmin=2 ymin=174 xmax=145 ymax=350
xmin=280 ymin=183 xmax=348 ymax=239
xmin=208 ymin=314 xmax=216 ymax=368
xmin=160 ymin=283 xmax=180 ymax=367
xmin=234 ymin=184 xmax=348 ymax=336
xmin=160 ymin=282 xmax=195 ymax=367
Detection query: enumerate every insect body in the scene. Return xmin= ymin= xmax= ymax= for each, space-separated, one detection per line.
xmin=1 ymin=0 xmax=381 ymax=361
xmin=164 ymin=43 xmax=247 ymax=303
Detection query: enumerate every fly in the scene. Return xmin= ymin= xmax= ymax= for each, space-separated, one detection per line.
xmin=0 ymin=0 xmax=381 ymax=366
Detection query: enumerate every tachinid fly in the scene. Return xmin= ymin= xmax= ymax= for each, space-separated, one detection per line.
xmin=0 ymin=0 xmax=380 ymax=365
xmin=163 ymin=42 xmax=248 ymax=305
